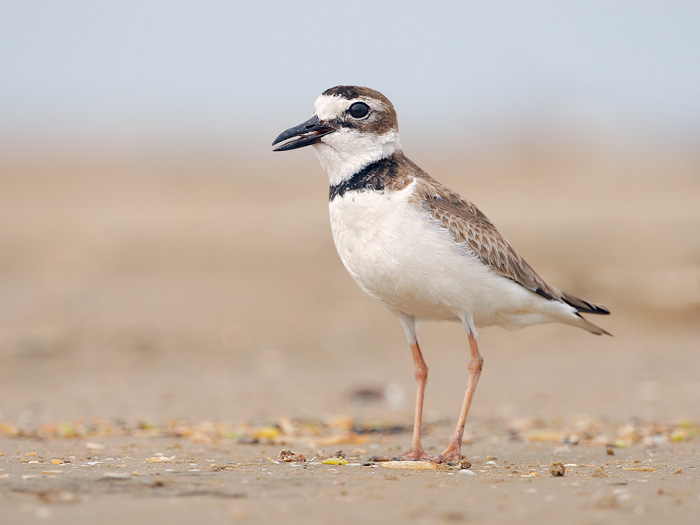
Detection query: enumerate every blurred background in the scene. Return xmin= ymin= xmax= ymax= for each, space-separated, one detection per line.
xmin=1 ymin=1 xmax=699 ymax=431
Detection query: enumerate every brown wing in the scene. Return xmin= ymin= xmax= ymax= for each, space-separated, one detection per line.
xmin=413 ymin=175 xmax=563 ymax=300
xmin=400 ymin=154 xmax=609 ymax=315
xmin=417 ymin=177 xmax=609 ymax=315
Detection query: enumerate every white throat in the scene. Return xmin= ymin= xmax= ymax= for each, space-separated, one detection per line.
xmin=312 ymin=129 xmax=402 ymax=186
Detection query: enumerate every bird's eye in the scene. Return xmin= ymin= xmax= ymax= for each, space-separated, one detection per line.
xmin=348 ymin=102 xmax=370 ymax=119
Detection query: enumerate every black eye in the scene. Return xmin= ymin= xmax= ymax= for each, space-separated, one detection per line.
xmin=348 ymin=102 xmax=370 ymax=119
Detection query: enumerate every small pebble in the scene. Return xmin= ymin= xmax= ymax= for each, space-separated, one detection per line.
xmin=102 ymin=472 xmax=130 ymax=479
xmin=459 ymin=469 xmax=476 ymax=476
xmin=643 ymin=435 xmax=669 ymax=447
xmin=549 ymin=461 xmax=565 ymax=477
xmin=592 ymin=466 xmax=607 ymax=478
xmin=146 ymin=456 xmax=175 ymax=463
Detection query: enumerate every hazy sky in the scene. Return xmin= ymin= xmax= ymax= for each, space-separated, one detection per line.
xmin=2 ymin=0 xmax=699 ymax=149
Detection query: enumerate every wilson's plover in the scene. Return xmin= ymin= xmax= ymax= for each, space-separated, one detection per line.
xmin=272 ymin=85 xmax=610 ymax=464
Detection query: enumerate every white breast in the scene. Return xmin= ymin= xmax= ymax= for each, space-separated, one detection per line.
xmin=329 ymin=182 xmax=574 ymax=329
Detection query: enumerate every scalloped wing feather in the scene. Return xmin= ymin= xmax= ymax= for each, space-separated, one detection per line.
xmin=403 ymin=160 xmax=608 ymax=318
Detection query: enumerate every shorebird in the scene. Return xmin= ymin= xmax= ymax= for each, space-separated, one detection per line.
xmin=272 ymin=86 xmax=610 ymax=464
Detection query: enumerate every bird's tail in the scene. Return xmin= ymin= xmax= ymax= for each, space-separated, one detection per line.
xmin=560 ymin=291 xmax=612 ymax=336
xmin=571 ymin=314 xmax=612 ymax=336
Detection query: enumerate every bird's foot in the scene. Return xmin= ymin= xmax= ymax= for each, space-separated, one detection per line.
xmin=391 ymin=448 xmax=440 ymax=462
xmin=437 ymin=441 xmax=465 ymax=466
xmin=369 ymin=445 xmax=467 ymax=465
xmin=368 ymin=447 xmax=438 ymax=463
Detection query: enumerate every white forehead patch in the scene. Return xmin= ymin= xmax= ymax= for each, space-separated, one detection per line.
xmin=314 ymin=94 xmax=386 ymax=121
xmin=314 ymin=95 xmax=351 ymax=120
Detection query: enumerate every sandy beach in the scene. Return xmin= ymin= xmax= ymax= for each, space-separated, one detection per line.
xmin=1 ymin=146 xmax=699 ymax=523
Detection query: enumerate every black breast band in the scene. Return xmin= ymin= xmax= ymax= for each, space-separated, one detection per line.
xmin=328 ymin=156 xmax=399 ymax=201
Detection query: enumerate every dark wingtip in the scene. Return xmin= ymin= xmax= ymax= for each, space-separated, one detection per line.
xmin=593 ymin=304 xmax=611 ymax=315
xmin=579 ymin=301 xmax=610 ymax=315
xmin=562 ymin=291 xmax=610 ymax=315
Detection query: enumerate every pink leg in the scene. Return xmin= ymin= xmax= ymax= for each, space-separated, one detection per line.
xmin=439 ymin=330 xmax=483 ymax=464
xmin=393 ymin=315 xmax=436 ymax=461
xmin=396 ymin=340 xmax=435 ymax=460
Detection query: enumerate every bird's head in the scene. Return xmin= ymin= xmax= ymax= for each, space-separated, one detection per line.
xmin=272 ymin=86 xmax=402 ymax=184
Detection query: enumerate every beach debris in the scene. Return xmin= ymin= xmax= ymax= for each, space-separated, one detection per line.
xmin=591 ymin=466 xmax=607 ymax=477
xmin=102 ymin=472 xmax=131 ymax=480
xmin=322 ymin=457 xmax=349 ymax=465
xmin=277 ymin=450 xmax=306 ymax=463
xmin=549 ymin=461 xmax=566 ymax=477
xmin=146 ymin=455 xmax=175 ymax=463
xmin=380 ymin=461 xmax=437 ymax=470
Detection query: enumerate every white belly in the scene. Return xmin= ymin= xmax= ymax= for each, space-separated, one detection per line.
xmin=329 ymin=183 xmax=572 ymax=328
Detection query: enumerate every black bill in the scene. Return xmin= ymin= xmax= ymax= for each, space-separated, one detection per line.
xmin=271 ymin=115 xmax=335 ymax=152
